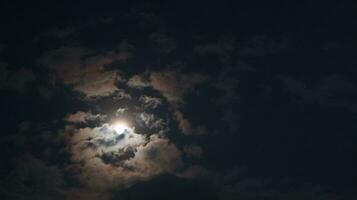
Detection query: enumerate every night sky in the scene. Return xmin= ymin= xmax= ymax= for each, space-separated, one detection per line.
xmin=1 ymin=1 xmax=357 ymax=200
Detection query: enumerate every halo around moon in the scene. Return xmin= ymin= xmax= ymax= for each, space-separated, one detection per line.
xmin=112 ymin=122 xmax=129 ymax=134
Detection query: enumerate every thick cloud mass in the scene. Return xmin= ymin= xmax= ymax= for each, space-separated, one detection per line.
xmin=43 ymin=62 xmax=212 ymax=198
xmin=60 ymin=122 xmax=182 ymax=192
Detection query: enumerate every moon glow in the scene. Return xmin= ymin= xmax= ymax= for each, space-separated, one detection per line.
xmin=112 ymin=122 xmax=129 ymax=134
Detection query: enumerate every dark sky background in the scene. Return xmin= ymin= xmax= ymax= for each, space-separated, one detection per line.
xmin=0 ymin=1 xmax=357 ymax=200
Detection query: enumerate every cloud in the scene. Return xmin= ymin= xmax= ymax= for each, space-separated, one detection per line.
xmin=116 ymin=108 xmax=127 ymax=116
xmin=149 ymin=32 xmax=177 ymax=54
xmin=34 ymin=27 xmax=76 ymax=41
xmin=136 ymin=112 xmax=165 ymax=130
xmin=1 ymin=153 xmax=121 ymax=200
xmin=112 ymin=89 xmax=132 ymax=100
xmin=174 ymin=110 xmax=193 ymax=134
xmin=64 ymin=111 xmax=106 ymax=124
xmin=4 ymin=153 xmax=350 ymax=200
xmin=61 ymin=124 xmax=146 ymax=190
xmin=177 ymin=165 xmax=217 ymax=181
xmin=120 ymin=174 xmax=220 ymax=200
xmin=1 ymin=154 xmax=65 ymax=200
xmin=60 ymin=123 xmax=183 ymax=191
xmin=127 ymin=70 xmax=208 ymax=136
xmin=149 ymin=70 xmax=208 ymax=105
xmin=194 ymin=37 xmax=236 ymax=63
xmin=183 ymin=144 xmax=203 ymax=159
xmin=221 ymin=109 xmax=239 ymax=134
xmin=239 ymin=35 xmax=289 ymax=56
xmin=0 ymin=63 xmax=36 ymax=92
xmin=213 ymin=76 xmax=239 ymax=105
xmin=139 ymin=95 xmax=162 ymax=109
xmin=127 ymin=74 xmax=150 ymax=88
xmin=125 ymin=134 xmax=183 ymax=176
xmin=38 ymin=47 xmax=128 ymax=98
xmin=174 ymin=110 xmax=206 ymax=136
xmin=278 ymin=74 xmax=357 ymax=111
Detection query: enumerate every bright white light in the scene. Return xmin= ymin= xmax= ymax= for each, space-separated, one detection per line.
xmin=112 ymin=122 xmax=129 ymax=134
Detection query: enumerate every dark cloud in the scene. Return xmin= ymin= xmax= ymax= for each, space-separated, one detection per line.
xmin=33 ymin=27 xmax=76 ymax=41
xmin=0 ymin=44 xmax=5 ymax=53
xmin=149 ymin=32 xmax=177 ymax=55
xmin=117 ymin=175 xmax=220 ymax=200
xmin=279 ymin=74 xmax=357 ymax=111
xmin=183 ymin=144 xmax=203 ymax=159
xmin=194 ymin=37 xmax=236 ymax=63
xmin=238 ymin=35 xmax=289 ymax=56
xmin=0 ymin=63 xmax=36 ymax=92
xmin=0 ymin=154 xmax=65 ymax=200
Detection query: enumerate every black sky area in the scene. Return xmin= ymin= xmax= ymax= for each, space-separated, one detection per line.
xmin=0 ymin=1 xmax=357 ymax=200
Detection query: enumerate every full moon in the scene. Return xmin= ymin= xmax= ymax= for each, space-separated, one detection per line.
xmin=112 ymin=122 xmax=129 ymax=134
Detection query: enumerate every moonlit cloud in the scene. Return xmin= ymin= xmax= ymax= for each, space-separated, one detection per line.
xmin=136 ymin=112 xmax=165 ymax=130
xmin=38 ymin=47 xmax=128 ymax=98
xmin=116 ymin=108 xmax=127 ymax=116
xmin=60 ymin=122 xmax=183 ymax=190
xmin=149 ymin=70 xmax=208 ymax=105
xmin=124 ymin=134 xmax=183 ymax=176
xmin=125 ymin=70 xmax=209 ymax=136
xmin=64 ymin=111 xmax=106 ymax=124
xmin=127 ymin=74 xmax=150 ymax=88
xmin=174 ymin=110 xmax=207 ymax=136
xmin=26 ymin=44 xmax=211 ymax=199
xmin=49 ymin=64 xmax=211 ymax=198
xmin=139 ymin=95 xmax=162 ymax=109
xmin=112 ymin=89 xmax=132 ymax=100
